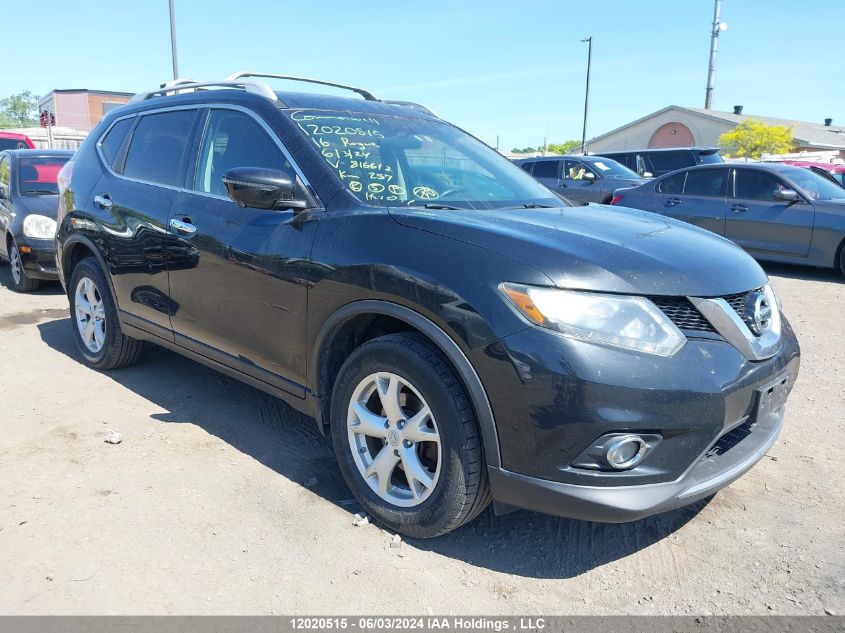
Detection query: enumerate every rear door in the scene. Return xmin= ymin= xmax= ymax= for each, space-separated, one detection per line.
xmin=668 ymin=167 xmax=729 ymax=235
xmin=92 ymin=108 xmax=200 ymax=335
xmin=166 ymin=106 xmax=320 ymax=393
xmin=726 ymin=168 xmax=813 ymax=258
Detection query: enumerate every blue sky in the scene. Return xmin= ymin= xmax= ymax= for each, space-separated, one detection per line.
xmin=6 ymin=0 xmax=843 ymax=150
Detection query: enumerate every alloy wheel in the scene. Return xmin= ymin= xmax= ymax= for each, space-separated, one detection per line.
xmin=74 ymin=276 xmax=106 ymax=353
xmin=346 ymin=372 xmax=441 ymax=507
xmin=10 ymin=245 xmax=22 ymax=285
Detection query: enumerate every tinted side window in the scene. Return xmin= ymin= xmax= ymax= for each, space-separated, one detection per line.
xmin=532 ymin=160 xmax=560 ymax=179
xmin=0 ymin=139 xmax=27 ymax=151
xmin=519 ymin=161 xmax=534 ymax=174
xmin=657 ymin=171 xmax=685 ymax=194
xmin=194 ymin=110 xmax=292 ymax=197
xmin=683 ymin=168 xmax=728 ymax=196
xmin=99 ymin=117 xmax=134 ymax=167
xmin=648 ymin=151 xmax=694 ymax=173
xmin=733 ymin=170 xmax=784 ymax=201
xmin=123 ymin=110 xmax=196 ymax=187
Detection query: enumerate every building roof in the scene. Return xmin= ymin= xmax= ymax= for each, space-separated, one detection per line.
xmin=40 ymin=89 xmax=134 ymax=98
xmin=590 ymin=105 xmax=845 ymax=150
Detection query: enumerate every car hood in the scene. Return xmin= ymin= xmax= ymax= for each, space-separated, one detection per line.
xmin=389 ymin=204 xmax=767 ymax=296
xmin=16 ymin=194 xmax=60 ymax=219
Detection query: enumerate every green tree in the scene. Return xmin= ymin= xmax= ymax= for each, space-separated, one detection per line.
xmin=510 ymin=146 xmax=538 ymax=154
xmin=0 ymin=90 xmax=40 ymax=127
xmin=718 ymin=119 xmax=794 ymax=159
xmin=547 ymin=139 xmax=582 ymax=154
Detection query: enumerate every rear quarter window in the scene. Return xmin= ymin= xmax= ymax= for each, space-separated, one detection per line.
xmin=657 ymin=171 xmax=686 ymax=194
xmin=98 ymin=117 xmax=134 ymax=167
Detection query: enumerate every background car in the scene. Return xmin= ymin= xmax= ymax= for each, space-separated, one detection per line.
xmin=0 ymin=131 xmax=36 ymax=151
xmin=773 ymin=160 xmax=845 ymax=188
xmin=0 ymin=149 xmax=73 ymax=291
xmin=611 ymin=162 xmax=845 ymax=276
xmin=594 ymin=146 xmax=723 ymax=178
xmin=515 ymin=154 xmax=645 ymax=204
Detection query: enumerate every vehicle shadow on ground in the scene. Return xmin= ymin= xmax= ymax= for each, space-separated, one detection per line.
xmin=761 ymin=261 xmax=842 ymax=284
xmin=0 ymin=266 xmax=65 ymax=295
xmin=38 ymin=317 xmax=708 ymax=579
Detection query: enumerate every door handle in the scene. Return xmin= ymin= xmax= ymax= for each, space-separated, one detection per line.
xmin=94 ymin=194 xmax=112 ymax=210
xmin=666 ymin=197 xmax=681 ymax=206
xmin=731 ymin=204 xmax=748 ymax=213
xmin=169 ymin=217 xmax=197 ymax=235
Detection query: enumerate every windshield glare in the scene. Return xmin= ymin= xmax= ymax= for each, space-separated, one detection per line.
xmin=783 ymin=166 xmax=845 ymax=201
xmin=287 ymin=110 xmax=561 ymax=209
xmin=588 ymin=158 xmax=639 ymax=179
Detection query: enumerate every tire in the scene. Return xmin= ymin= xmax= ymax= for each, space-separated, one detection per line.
xmin=839 ymin=244 xmax=845 ymax=278
xmin=8 ymin=241 xmax=41 ymax=292
xmin=69 ymin=257 xmax=144 ymax=370
xmin=330 ymin=333 xmax=491 ymax=538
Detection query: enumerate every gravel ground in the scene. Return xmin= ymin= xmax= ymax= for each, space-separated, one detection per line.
xmin=0 ymin=262 xmax=842 ymax=615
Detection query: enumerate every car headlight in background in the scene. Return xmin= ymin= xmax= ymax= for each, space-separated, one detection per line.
xmin=500 ymin=283 xmax=686 ymax=357
xmin=23 ymin=214 xmax=58 ymax=239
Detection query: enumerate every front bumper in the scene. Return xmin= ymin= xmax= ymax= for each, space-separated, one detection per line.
xmin=16 ymin=238 xmax=58 ymax=281
xmin=471 ymin=314 xmax=800 ymax=522
xmin=488 ymin=391 xmax=788 ymax=522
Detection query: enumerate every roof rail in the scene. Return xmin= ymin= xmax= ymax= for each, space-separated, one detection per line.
xmin=128 ymin=80 xmax=278 ymax=104
xmin=225 ymin=71 xmax=378 ymax=102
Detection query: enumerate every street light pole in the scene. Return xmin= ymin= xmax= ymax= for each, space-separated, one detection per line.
xmin=704 ymin=0 xmax=727 ymax=109
xmin=580 ymin=36 xmax=592 ymax=155
xmin=169 ymin=0 xmax=180 ymax=80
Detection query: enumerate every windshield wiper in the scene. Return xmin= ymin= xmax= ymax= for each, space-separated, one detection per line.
xmin=522 ymin=203 xmax=554 ymax=208
xmin=23 ymin=189 xmax=57 ymax=195
xmin=423 ymin=203 xmax=462 ymax=210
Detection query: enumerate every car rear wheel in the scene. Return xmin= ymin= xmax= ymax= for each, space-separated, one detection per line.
xmin=69 ymin=257 xmax=144 ymax=370
xmin=330 ymin=333 xmax=491 ymax=538
xmin=8 ymin=241 xmax=41 ymax=293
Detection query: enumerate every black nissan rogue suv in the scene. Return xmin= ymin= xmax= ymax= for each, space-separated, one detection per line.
xmin=55 ymin=73 xmax=800 ymax=537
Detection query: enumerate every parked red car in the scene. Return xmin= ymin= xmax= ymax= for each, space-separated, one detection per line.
xmin=0 ymin=132 xmax=35 ymax=151
xmin=778 ymin=160 xmax=845 ymax=188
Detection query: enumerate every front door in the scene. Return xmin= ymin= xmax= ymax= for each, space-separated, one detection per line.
xmin=0 ymin=154 xmax=11 ymax=259
xmin=167 ymin=107 xmax=320 ymax=393
xmin=726 ymin=168 xmax=813 ymax=258
xmin=561 ymin=159 xmax=601 ymax=203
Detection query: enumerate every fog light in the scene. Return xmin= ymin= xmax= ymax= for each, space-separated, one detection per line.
xmin=606 ymin=435 xmax=647 ymax=470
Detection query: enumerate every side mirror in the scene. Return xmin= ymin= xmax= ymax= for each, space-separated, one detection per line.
xmin=583 ymin=172 xmax=597 ymax=182
xmin=223 ymin=167 xmax=307 ymax=211
xmin=0 ymin=186 xmax=6 ymax=200
xmin=774 ymin=188 xmax=800 ymax=203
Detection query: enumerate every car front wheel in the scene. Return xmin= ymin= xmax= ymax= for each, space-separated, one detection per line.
xmin=69 ymin=257 xmax=144 ymax=369
xmin=330 ymin=333 xmax=491 ymax=538
xmin=8 ymin=241 xmax=41 ymax=292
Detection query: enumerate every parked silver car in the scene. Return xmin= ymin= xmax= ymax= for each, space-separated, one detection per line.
xmin=515 ymin=155 xmax=645 ymax=204
xmin=611 ymin=162 xmax=845 ymax=276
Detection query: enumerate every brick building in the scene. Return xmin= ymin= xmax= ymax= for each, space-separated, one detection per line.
xmin=37 ymin=89 xmax=133 ymax=133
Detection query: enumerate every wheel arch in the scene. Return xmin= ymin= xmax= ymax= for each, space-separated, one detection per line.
xmin=311 ymin=300 xmax=501 ymax=468
xmin=61 ymin=235 xmax=118 ymax=304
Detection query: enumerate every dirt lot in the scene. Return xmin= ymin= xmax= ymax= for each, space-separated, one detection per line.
xmin=0 ymin=262 xmax=842 ymax=615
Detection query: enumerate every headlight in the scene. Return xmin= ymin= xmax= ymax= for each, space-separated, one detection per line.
xmin=500 ymin=283 xmax=686 ymax=357
xmin=23 ymin=214 xmax=58 ymax=239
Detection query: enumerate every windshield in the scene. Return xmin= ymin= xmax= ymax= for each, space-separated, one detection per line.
xmin=287 ymin=110 xmax=561 ymax=209
xmin=782 ymin=166 xmax=845 ymax=201
xmin=18 ymin=156 xmax=69 ymax=195
xmin=586 ymin=157 xmax=639 ymax=179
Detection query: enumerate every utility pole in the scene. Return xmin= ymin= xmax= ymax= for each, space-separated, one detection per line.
xmin=169 ymin=0 xmax=180 ymax=80
xmin=704 ymin=0 xmax=727 ymax=109
xmin=580 ymin=36 xmax=592 ymax=155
